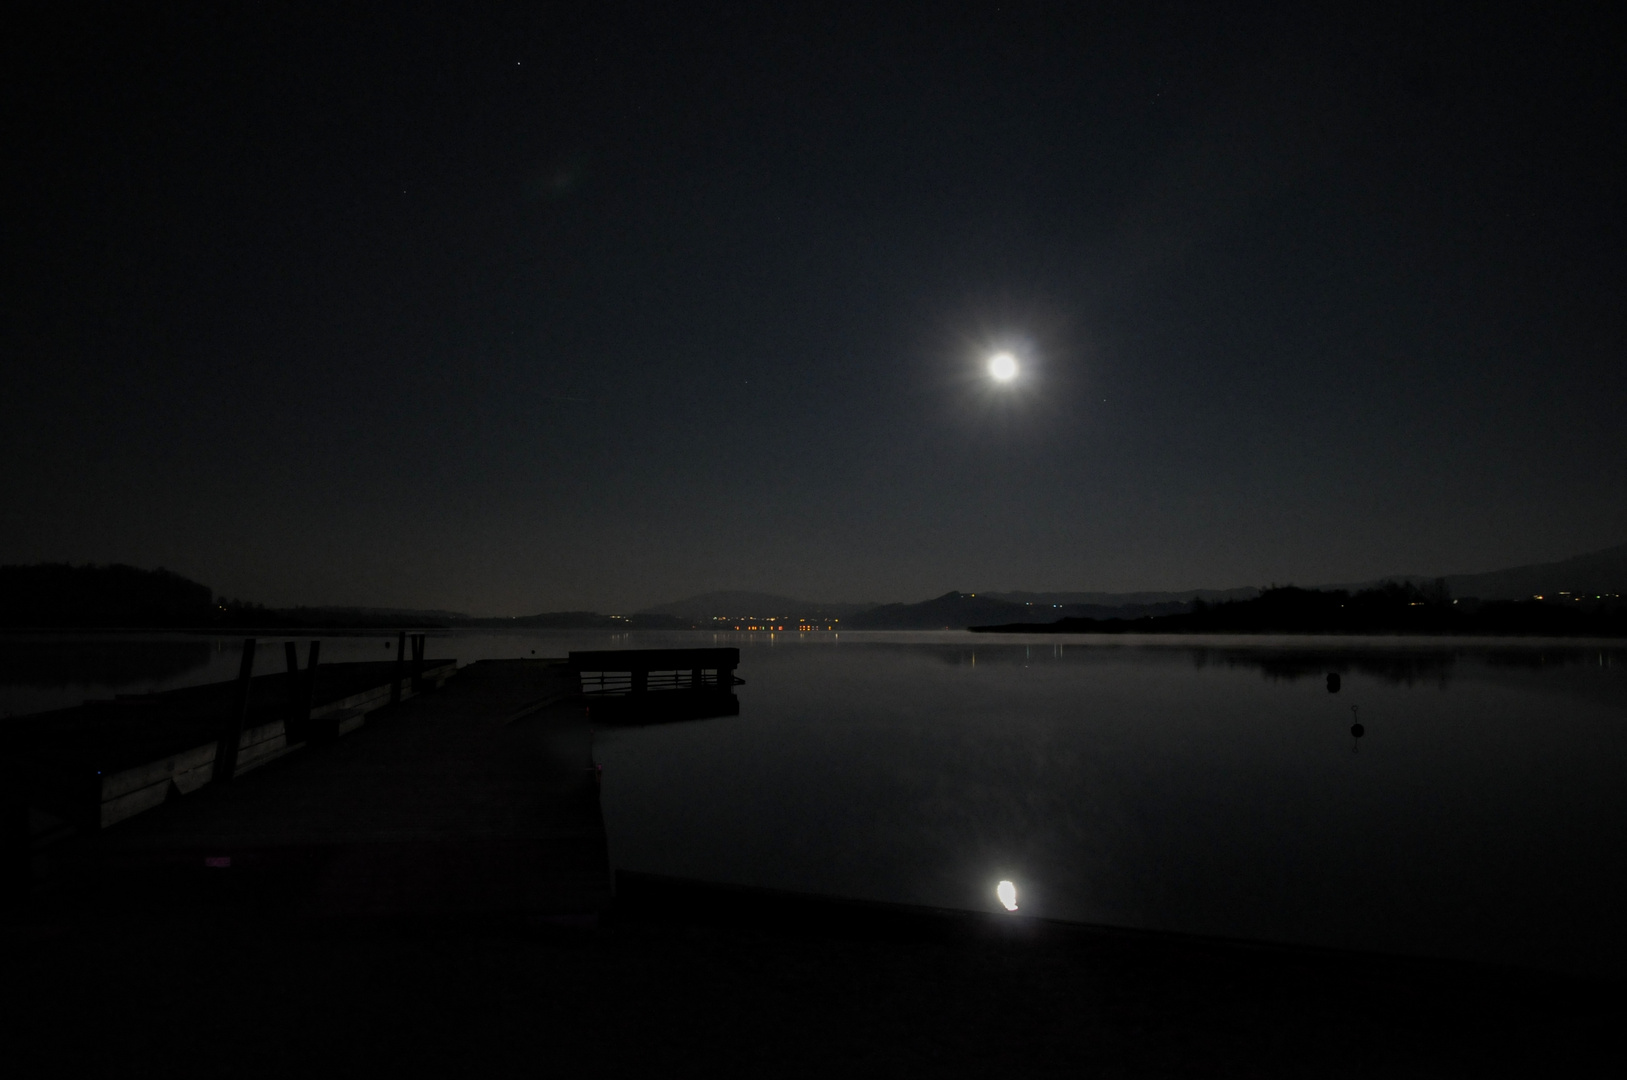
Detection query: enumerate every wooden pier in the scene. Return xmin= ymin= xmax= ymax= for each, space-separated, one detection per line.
xmin=88 ymin=658 xmax=608 ymax=918
xmin=9 ymin=646 xmax=752 ymax=917
xmin=14 ymin=636 xmax=452 ymax=837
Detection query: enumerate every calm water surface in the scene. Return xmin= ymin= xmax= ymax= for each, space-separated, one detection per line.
xmin=7 ymin=629 xmax=1625 ymax=977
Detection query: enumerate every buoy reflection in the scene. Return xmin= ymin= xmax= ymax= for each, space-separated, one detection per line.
xmin=997 ymin=880 xmax=1018 ymax=911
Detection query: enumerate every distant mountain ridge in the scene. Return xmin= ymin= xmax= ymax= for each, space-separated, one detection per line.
xmin=637 ymin=591 xmax=872 ymax=620
xmin=1441 ymin=542 xmax=1627 ymax=601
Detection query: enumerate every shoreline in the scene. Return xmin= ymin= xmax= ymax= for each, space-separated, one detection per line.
xmin=4 ymin=625 xmax=1626 ymax=645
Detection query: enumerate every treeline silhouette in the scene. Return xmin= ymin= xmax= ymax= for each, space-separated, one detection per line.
xmin=0 ymin=564 xmax=448 ymax=629
xmin=0 ymin=562 xmax=695 ymax=630
xmin=972 ymin=582 xmax=1627 ymax=636
xmin=0 ymin=563 xmax=214 ymax=627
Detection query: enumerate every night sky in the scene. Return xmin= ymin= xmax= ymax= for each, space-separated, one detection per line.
xmin=4 ymin=3 xmax=1623 ymax=614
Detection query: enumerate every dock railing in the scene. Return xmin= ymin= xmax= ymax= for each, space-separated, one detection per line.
xmin=14 ymin=639 xmax=456 ymax=839
xmin=568 ymin=648 xmax=739 ymax=697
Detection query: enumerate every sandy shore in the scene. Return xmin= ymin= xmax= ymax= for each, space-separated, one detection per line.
xmin=6 ymin=869 xmax=1620 ymax=1077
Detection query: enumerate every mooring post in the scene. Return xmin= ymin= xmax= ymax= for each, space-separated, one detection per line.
xmin=212 ymin=638 xmax=257 ymax=784
xmin=391 ymin=631 xmax=407 ymax=704
xmin=411 ymin=633 xmax=425 ymax=693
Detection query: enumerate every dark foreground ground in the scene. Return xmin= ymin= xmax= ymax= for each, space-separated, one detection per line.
xmin=6 ymin=662 xmax=1621 ymax=1076
xmin=5 ymin=870 xmax=1622 ymax=1079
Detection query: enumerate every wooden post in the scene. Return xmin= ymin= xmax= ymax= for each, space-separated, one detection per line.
xmin=284 ymin=641 xmax=301 ymax=712
xmin=212 ymin=639 xmax=256 ymax=784
xmin=631 ymin=664 xmax=647 ymax=695
xmin=301 ymin=640 xmax=321 ymax=741
xmin=411 ymin=634 xmax=425 ymax=693
xmin=390 ymin=631 xmax=407 ymax=704
xmin=690 ymin=666 xmax=702 ymax=689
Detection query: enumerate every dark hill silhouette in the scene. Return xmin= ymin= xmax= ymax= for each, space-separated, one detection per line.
xmin=1316 ymin=542 xmax=1627 ymax=601
xmin=0 ymin=563 xmax=214 ymax=627
xmin=847 ymin=592 xmax=1038 ymax=630
xmin=984 ymin=587 xmax=1260 ymax=607
xmin=1441 ymin=541 xmax=1627 ymax=601
xmin=0 ymin=564 xmax=454 ymax=629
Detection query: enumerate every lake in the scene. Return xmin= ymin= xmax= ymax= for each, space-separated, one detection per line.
xmin=7 ymin=629 xmax=1626 ymax=978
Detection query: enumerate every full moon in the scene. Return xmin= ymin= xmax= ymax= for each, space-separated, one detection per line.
xmin=987 ymin=352 xmax=1019 ymax=383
